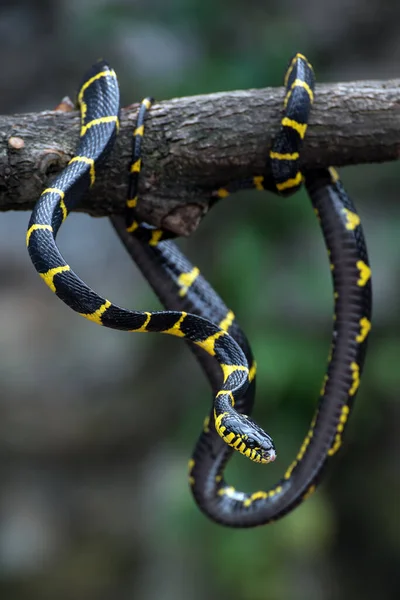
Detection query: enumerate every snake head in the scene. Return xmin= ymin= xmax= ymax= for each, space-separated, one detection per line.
xmin=215 ymin=412 xmax=276 ymax=464
xmin=238 ymin=415 xmax=276 ymax=464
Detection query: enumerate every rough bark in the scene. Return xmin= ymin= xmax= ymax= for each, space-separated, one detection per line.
xmin=1 ymin=79 xmax=399 ymax=236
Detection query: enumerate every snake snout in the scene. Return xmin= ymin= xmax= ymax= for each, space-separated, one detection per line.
xmin=261 ymin=447 xmax=276 ymax=464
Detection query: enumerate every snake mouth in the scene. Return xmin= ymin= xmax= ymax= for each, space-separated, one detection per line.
xmin=260 ymin=448 xmax=276 ymax=464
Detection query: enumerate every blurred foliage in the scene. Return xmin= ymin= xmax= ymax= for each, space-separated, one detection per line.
xmin=0 ymin=1 xmax=399 ymax=599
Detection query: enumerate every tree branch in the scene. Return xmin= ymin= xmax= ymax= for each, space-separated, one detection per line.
xmin=1 ymin=79 xmax=399 ymax=236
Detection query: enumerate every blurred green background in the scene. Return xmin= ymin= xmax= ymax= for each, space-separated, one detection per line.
xmin=0 ymin=1 xmax=399 ymax=599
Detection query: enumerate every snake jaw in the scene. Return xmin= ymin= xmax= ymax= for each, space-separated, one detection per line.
xmin=260 ymin=448 xmax=276 ymax=464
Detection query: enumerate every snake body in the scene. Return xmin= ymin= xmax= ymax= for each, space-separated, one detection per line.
xmin=113 ymin=55 xmax=372 ymax=527
xmin=26 ymin=60 xmax=275 ymax=467
xmin=27 ymin=55 xmax=372 ymax=527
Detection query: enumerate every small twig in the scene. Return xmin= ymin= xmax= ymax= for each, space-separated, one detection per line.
xmin=0 ymin=79 xmax=399 ymax=236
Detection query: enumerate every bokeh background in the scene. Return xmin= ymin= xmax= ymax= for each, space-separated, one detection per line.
xmin=0 ymin=1 xmax=399 ymax=599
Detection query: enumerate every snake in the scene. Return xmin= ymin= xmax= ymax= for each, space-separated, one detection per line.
xmin=27 ymin=55 xmax=372 ymax=527
xmin=26 ymin=60 xmax=275 ymax=467
xmin=112 ymin=54 xmax=372 ymax=527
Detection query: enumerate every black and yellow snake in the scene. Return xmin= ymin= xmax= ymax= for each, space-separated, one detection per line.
xmin=27 ymin=54 xmax=372 ymax=527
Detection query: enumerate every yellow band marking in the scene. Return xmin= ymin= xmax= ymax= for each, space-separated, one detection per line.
xmin=253 ymin=176 xmax=265 ymax=191
xmin=343 ymin=208 xmax=360 ymax=231
xmin=328 ymin=405 xmax=350 ymax=456
xmin=80 ymin=115 xmax=119 ymax=136
xmin=327 ymin=345 xmax=333 ymax=363
xmin=218 ymin=486 xmax=236 ymax=497
xmin=142 ymin=98 xmax=152 ymax=110
xmin=283 ymin=78 xmax=314 ymax=109
xmin=177 ymin=267 xmax=200 ymax=297
xmin=233 ymin=437 xmax=243 ymax=449
xmin=284 ymin=460 xmax=297 ymax=480
xmin=43 ymin=184 xmax=68 ymax=222
xmin=349 ymin=362 xmax=360 ymax=396
xmin=250 ymin=453 xmax=259 ymax=463
xmin=39 ymin=265 xmax=71 ymax=293
xmin=269 ymin=151 xmax=300 ymax=161
xmin=69 ymin=156 xmax=95 ymax=186
xmin=219 ymin=310 xmax=235 ymax=332
xmin=328 ymin=436 xmax=341 ymax=456
xmin=42 ymin=187 xmax=65 ymax=199
xmin=130 ymin=159 xmax=141 ymax=173
xmin=134 ymin=125 xmax=144 ymax=137
xmin=276 ymin=171 xmax=303 ymax=192
xmin=80 ymin=299 xmax=111 ymax=325
xmin=296 ymin=429 xmax=313 ymax=462
xmin=188 ymin=459 xmax=195 ymax=486
xmin=292 ymin=78 xmax=314 ymax=102
xmin=161 ymin=312 xmax=187 ymax=338
xmin=203 ymin=415 xmax=210 ymax=433
xmin=195 ymin=329 xmax=227 ymax=356
xmin=126 ymin=220 xmax=139 ymax=233
xmin=356 ymin=317 xmax=371 ymax=343
xmin=284 ymin=413 xmax=318 ymax=479
xmin=216 ymin=188 xmax=230 ymax=199
xmin=214 ymin=411 xmax=229 ymax=434
xmin=320 ymin=374 xmax=328 ymax=396
xmin=149 ymin=230 xmax=163 ymax=247
xmin=249 ymin=361 xmax=257 ymax=382
xmin=223 ymin=431 xmax=235 ymax=444
xmin=78 ymin=69 xmax=116 ymax=108
xmin=284 ymin=53 xmax=314 ymax=87
xmin=243 ymin=485 xmax=283 ymax=508
xmin=243 ymin=491 xmax=268 ymax=507
xmin=356 ymin=261 xmax=371 ymax=287
xmin=59 ymin=199 xmax=68 ymax=221
xmin=132 ymin=311 xmax=151 ymax=332
xmin=303 ymin=484 xmax=316 ymax=501
xmin=284 ymin=57 xmax=297 ymax=88
xmin=26 ymin=224 xmax=53 ymax=246
xmin=220 ymin=364 xmax=249 ymax=383
xmin=329 ymin=167 xmax=340 ymax=182
xmin=126 ymin=197 xmax=138 ymax=208
xmin=281 ymin=117 xmax=307 ymax=139
xmin=216 ymin=390 xmax=235 ymax=405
